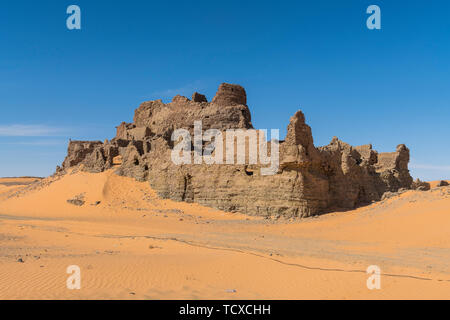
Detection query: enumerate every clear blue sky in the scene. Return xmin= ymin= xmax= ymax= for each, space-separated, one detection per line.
xmin=0 ymin=0 xmax=449 ymax=180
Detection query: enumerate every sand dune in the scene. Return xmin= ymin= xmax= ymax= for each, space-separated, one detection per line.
xmin=429 ymin=180 xmax=450 ymax=188
xmin=0 ymin=170 xmax=449 ymax=299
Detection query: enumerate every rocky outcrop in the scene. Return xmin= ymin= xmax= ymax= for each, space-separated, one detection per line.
xmin=62 ymin=141 xmax=104 ymax=169
xmin=211 ymin=83 xmax=247 ymax=106
xmin=60 ymin=83 xmax=414 ymax=218
xmin=192 ymin=92 xmax=207 ymax=103
xmin=412 ymin=179 xmax=431 ymax=191
xmin=437 ymin=180 xmax=449 ymax=187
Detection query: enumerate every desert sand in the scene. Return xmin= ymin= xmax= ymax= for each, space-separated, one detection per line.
xmin=0 ymin=170 xmax=449 ymax=300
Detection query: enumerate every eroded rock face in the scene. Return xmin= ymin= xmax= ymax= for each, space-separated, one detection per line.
xmin=132 ymin=85 xmax=252 ymax=143
xmin=60 ymin=83 xmax=414 ymax=217
xmin=211 ymin=83 xmax=247 ymax=106
xmin=437 ymin=180 xmax=449 ymax=187
xmin=318 ymin=140 xmax=412 ymax=209
xmin=192 ymin=92 xmax=207 ymax=103
xmin=62 ymin=141 xmax=104 ymax=169
xmin=412 ymin=179 xmax=431 ymax=191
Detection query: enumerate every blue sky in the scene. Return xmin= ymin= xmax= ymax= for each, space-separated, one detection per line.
xmin=0 ymin=0 xmax=449 ymax=180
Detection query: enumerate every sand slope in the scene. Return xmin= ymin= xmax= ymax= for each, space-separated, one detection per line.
xmin=0 ymin=171 xmax=449 ymax=299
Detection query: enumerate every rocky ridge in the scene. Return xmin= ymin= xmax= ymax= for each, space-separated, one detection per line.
xmin=60 ymin=83 xmax=414 ymax=218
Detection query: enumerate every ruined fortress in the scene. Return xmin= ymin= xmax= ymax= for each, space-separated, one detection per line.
xmin=60 ymin=83 xmax=413 ymax=217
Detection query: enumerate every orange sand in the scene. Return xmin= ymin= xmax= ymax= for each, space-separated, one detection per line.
xmin=0 ymin=170 xmax=449 ymax=299
xmin=429 ymin=180 xmax=450 ymax=188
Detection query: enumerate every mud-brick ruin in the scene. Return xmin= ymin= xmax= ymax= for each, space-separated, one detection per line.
xmin=61 ymin=83 xmax=414 ymax=217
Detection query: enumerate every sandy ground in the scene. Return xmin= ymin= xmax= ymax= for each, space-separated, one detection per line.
xmin=0 ymin=171 xmax=449 ymax=300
